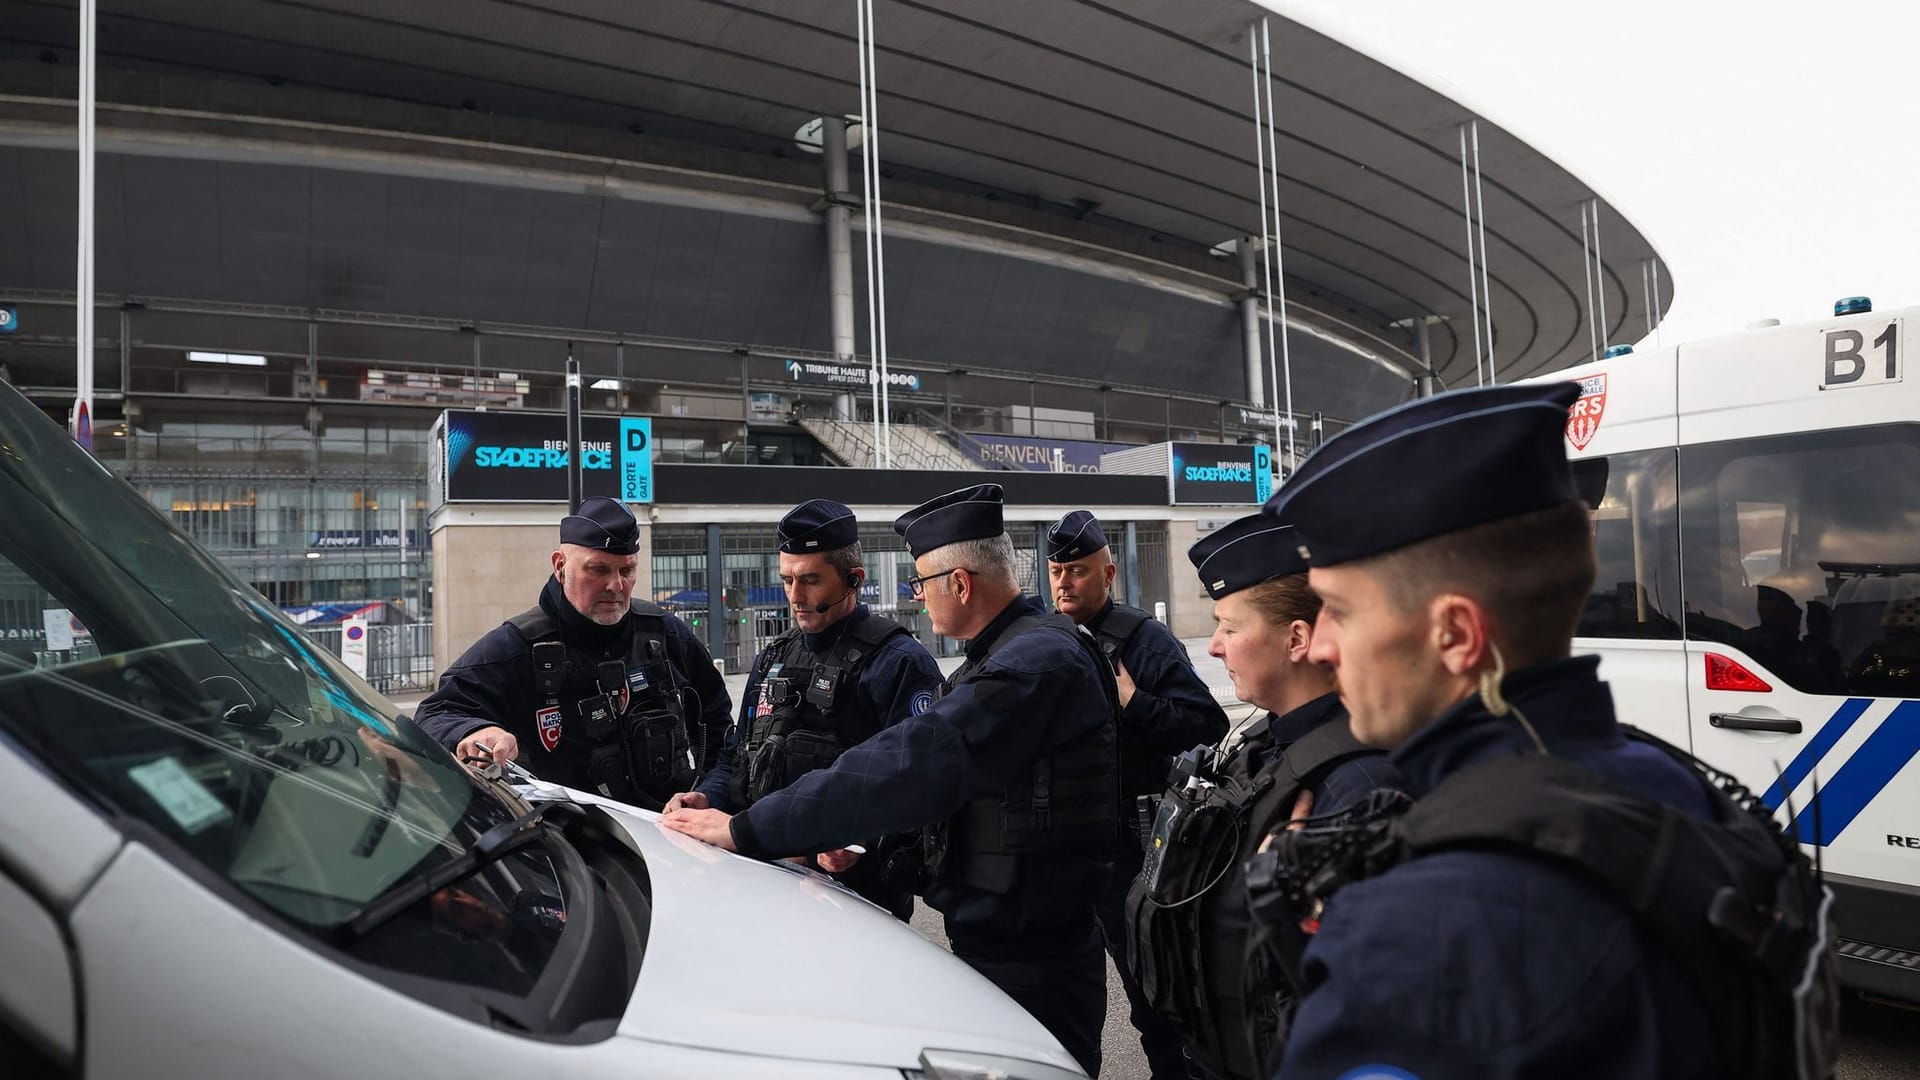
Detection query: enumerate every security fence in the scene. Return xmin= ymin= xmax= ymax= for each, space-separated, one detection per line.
xmin=301 ymin=621 xmax=436 ymax=693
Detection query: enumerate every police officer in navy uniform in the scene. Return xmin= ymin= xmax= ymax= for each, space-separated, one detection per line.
xmin=414 ymin=497 xmax=732 ymax=809
xmin=1123 ymin=513 xmax=1399 ymax=1080
xmin=663 ymin=484 xmax=1118 ymax=1077
xmin=1261 ymin=384 xmax=1733 ymax=1078
xmin=662 ymin=499 xmax=942 ymax=920
xmin=1046 ymin=509 xmax=1225 ymax=1080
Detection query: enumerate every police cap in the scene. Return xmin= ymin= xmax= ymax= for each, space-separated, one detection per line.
xmin=1044 ymin=509 xmax=1109 ymax=563
xmin=895 ymin=483 xmax=1004 ymax=558
xmin=779 ymin=499 xmax=858 ymax=553
xmin=561 ymin=497 xmax=641 ymax=555
xmin=1263 ymin=382 xmax=1581 ymax=566
xmin=1187 ymin=512 xmax=1307 ymax=600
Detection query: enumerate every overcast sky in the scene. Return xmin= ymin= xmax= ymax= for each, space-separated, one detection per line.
xmin=1269 ymin=1 xmax=1917 ymax=345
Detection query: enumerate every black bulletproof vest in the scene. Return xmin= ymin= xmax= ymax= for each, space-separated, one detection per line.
xmin=922 ymin=613 xmax=1120 ymax=895
xmin=727 ymin=613 xmax=908 ymax=810
xmin=1125 ymin=717 xmax=1377 ymax=1080
xmin=504 ymin=598 xmax=694 ymax=808
xmin=1245 ymin=728 xmax=1842 ymax=1080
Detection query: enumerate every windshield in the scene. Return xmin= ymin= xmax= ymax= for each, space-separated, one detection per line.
xmin=0 ymin=384 xmax=544 ymax=959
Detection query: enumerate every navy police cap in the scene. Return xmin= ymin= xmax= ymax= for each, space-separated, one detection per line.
xmin=1264 ymin=382 xmax=1582 ymax=567
xmin=1044 ymin=510 xmax=1109 ymax=563
xmin=1187 ymin=513 xmax=1308 ymax=600
xmin=561 ymin=497 xmax=641 ymax=555
xmin=779 ymin=499 xmax=858 ymax=554
xmin=895 ymin=483 xmax=1005 ymax=558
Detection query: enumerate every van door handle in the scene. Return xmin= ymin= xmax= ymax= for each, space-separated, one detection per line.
xmin=1709 ymin=713 xmax=1802 ymax=734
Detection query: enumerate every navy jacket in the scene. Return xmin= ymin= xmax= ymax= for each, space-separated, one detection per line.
xmin=413 ymin=581 xmax=732 ymax=790
xmin=696 ymin=605 xmax=944 ymax=811
xmin=1087 ymin=600 xmax=1228 ymax=796
xmin=1276 ymin=656 xmax=1717 ymax=1080
xmin=1238 ymin=691 xmax=1403 ymax=818
xmin=731 ymin=594 xmax=1114 ymax=945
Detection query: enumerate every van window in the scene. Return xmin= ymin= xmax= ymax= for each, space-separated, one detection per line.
xmin=1678 ymin=425 xmax=1920 ymax=697
xmin=1573 ymin=450 xmax=1682 ymax=640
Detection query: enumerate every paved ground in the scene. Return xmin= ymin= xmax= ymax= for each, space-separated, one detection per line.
xmin=398 ymin=637 xmax=1920 ymax=1077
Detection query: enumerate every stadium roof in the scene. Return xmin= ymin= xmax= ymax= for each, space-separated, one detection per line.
xmin=1 ymin=0 xmax=1667 ymax=389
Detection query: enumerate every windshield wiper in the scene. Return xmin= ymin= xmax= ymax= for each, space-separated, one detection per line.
xmin=331 ymin=799 xmax=585 ymax=945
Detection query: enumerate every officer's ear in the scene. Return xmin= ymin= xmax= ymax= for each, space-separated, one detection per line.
xmin=1430 ymin=592 xmax=1493 ymax=677
xmin=550 ymin=548 xmax=567 ymax=579
xmin=1286 ymin=619 xmax=1314 ymax=663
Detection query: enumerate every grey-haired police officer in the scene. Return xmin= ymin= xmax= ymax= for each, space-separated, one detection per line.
xmin=663 ymin=484 xmax=1119 ymax=1077
xmin=1046 ymin=509 xmax=1226 ymax=1080
xmin=414 ymin=497 xmax=732 ymax=809
xmin=663 ymin=499 xmax=942 ymax=920
xmin=1257 ymin=384 xmax=1831 ymax=1079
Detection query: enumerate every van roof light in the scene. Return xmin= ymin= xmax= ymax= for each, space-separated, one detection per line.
xmin=1834 ymin=296 xmax=1873 ymax=316
xmin=1602 ymin=343 xmax=1634 ymax=359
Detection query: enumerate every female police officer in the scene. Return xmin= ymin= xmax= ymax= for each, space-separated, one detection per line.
xmin=1125 ymin=513 xmax=1398 ymax=1080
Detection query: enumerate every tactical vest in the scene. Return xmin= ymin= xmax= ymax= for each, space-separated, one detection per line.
xmin=1244 ymin=728 xmax=1842 ymax=1080
xmin=1089 ymin=603 xmax=1149 ymax=666
xmin=1124 ymin=716 xmax=1377 ymax=1080
xmin=921 ymin=613 xmax=1120 ymax=895
xmin=505 ymin=598 xmax=697 ymax=807
xmin=728 ymin=614 xmax=908 ymax=809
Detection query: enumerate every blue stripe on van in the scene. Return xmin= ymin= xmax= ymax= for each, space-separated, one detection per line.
xmin=1792 ymin=700 xmax=1920 ymax=846
xmin=1760 ymin=698 xmax=1872 ymax=812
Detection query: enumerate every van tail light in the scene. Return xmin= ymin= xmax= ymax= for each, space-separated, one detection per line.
xmin=1705 ymin=652 xmax=1773 ymax=692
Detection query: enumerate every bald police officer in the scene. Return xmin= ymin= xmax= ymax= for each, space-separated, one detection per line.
xmin=1047 ymin=509 xmax=1225 ymax=1080
xmin=665 ymin=499 xmax=942 ymax=919
xmin=663 ymin=484 xmax=1118 ymax=1077
xmin=414 ymin=497 xmax=731 ymax=809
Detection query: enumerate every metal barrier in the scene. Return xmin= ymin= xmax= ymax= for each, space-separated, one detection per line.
xmin=301 ymin=621 xmax=436 ymax=693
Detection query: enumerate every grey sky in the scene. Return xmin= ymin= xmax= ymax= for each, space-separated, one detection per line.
xmin=1268 ymin=1 xmax=1916 ymax=344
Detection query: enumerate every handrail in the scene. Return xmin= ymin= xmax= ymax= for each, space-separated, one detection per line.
xmin=910 ymin=409 xmax=1019 ymax=471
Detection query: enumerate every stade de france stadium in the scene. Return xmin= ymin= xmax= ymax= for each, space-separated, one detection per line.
xmin=0 ymin=0 xmax=1668 ymax=683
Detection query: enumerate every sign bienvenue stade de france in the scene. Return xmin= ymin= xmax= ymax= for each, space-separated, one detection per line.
xmin=437 ymin=410 xmax=653 ymax=504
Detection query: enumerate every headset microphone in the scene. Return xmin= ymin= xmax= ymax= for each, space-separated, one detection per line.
xmin=812 ymin=571 xmax=864 ymax=614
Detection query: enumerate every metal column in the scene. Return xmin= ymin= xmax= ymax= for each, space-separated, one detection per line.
xmin=821 ymin=117 xmax=857 ymax=421
xmin=1123 ymin=521 xmax=1140 ymax=606
xmin=705 ymin=524 xmax=727 ymax=668
xmin=1238 ymin=239 xmax=1265 ymax=409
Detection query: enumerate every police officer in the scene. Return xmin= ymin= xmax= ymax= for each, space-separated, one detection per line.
xmin=1259 ymin=383 xmax=1815 ymax=1078
xmin=1123 ymin=513 xmax=1399 ymax=1080
xmin=413 ymin=497 xmax=732 ymax=809
xmin=663 ymin=483 xmax=1118 ymax=1077
xmin=1046 ymin=509 xmax=1225 ymax=1080
xmin=662 ymin=499 xmax=942 ymax=920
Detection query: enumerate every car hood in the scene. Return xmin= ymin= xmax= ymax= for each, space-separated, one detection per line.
xmin=554 ymin=791 xmax=1079 ymax=1073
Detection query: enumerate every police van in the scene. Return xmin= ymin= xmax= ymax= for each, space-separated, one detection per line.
xmin=1525 ymin=297 xmax=1919 ymax=1001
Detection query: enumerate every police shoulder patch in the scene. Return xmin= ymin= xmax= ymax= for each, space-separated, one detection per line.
xmin=536 ymin=705 xmax=563 ymax=752
xmin=910 ymin=689 xmax=934 ymax=715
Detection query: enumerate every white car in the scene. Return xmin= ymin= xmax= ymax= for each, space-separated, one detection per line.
xmin=0 ymin=380 xmax=1083 ymax=1079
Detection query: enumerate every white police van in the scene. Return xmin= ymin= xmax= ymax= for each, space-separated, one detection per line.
xmin=1527 ymin=297 xmax=1920 ymax=1001
xmin=0 ymin=379 xmax=1082 ymax=1079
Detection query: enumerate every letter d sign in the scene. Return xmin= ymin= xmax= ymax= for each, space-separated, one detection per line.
xmin=619 ymin=417 xmax=654 ymax=503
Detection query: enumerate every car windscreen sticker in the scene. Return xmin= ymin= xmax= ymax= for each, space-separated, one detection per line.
xmin=128 ymin=756 xmax=231 ymax=835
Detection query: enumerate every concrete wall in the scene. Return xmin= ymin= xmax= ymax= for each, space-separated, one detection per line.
xmin=1165 ymin=518 xmax=1214 ymax=641
xmin=428 ymin=502 xmax=655 ymax=683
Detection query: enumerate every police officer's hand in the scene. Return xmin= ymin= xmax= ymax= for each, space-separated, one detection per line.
xmin=1113 ymin=660 xmax=1137 ymax=709
xmin=660 ymin=807 xmax=738 ymax=851
xmin=815 ymin=848 xmax=860 ymax=873
xmin=456 ymin=726 xmax=520 ymax=768
xmin=1288 ymin=788 xmax=1313 ymax=830
xmin=663 ymin=790 xmax=709 ymax=813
